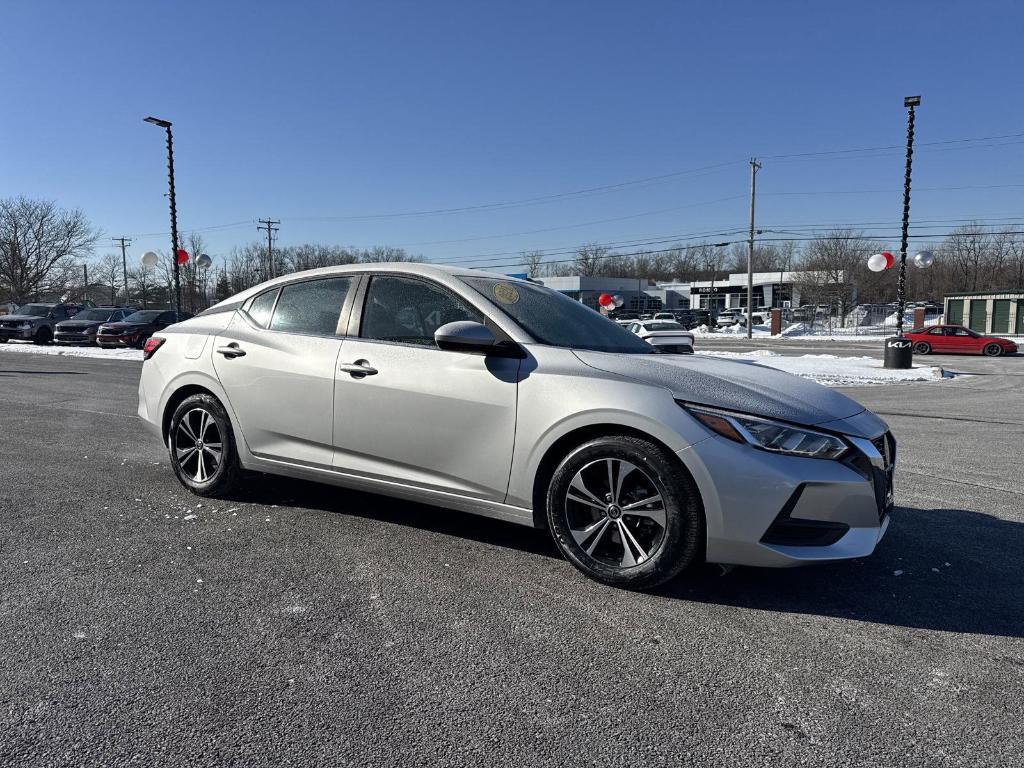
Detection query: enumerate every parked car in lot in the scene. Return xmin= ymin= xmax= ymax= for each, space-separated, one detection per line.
xmin=905 ymin=325 xmax=1018 ymax=356
xmin=139 ymin=264 xmax=895 ymax=589
xmin=717 ymin=308 xmax=764 ymax=327
xmin=55 ymin=306 xmax=137 ymax=345
xmin=626 ymin=320 xmax=695 ymax=354
xmin=612 ymin=311 xmax=640 ymax=326
xmin=97 ymin=309 xmax=192 ymax=348
xmin=652 ymin=312 xmax=676 ymax=321
xmin=0 ymin=302 xmax=83 ymax=344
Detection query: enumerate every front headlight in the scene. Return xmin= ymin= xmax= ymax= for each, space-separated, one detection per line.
xmin=681 ymin=403 xmax=848 ymax=460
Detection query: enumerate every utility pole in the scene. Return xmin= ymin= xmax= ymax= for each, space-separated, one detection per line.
xmin=257 ymin=218 xmax=280 ymax=279
xmin=82 ymin=262 xmax=89 ymax=303
xmin=112 ymin=236 xmax=132 ymax=305
xmin=747 ymin=158 xmax=761 ymax=339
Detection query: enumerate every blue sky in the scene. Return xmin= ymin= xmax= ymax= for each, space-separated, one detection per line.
xmin=2 ymin=0 xmax=1022 ymax=271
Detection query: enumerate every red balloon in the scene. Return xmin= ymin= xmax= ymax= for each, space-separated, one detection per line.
xmin=881 ymin=251 xmax=895 ymax=269
xmin=175 ymin=249 xmax=189 ymax=265
xmin=598 ymin=293 xmax=614 ymax=307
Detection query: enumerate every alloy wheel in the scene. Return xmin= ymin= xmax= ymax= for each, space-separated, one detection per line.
xmin=564 ymin=458 xmax=666 ymax=569
xmin=173 ymin=408 xmax=223 ymax=483
xmin=984 ymin=343 xmax=1002 ymax=356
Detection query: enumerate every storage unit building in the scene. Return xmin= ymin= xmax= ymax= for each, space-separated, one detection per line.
xmin=943 ymin=291 xmax=1024 ymax=335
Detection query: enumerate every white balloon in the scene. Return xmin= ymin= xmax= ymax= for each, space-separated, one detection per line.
xmin=613 ymin=295 xmax=624 ymax=308
xmin=912 ymin=250 xmax=934 ymax=269
xmin=867 ymin=253 xmax=888 ymax=272
xmin=197 ymin=253 xmax=213 ymax=268
xmin=140 ymin=251 xmax=158 ymax=267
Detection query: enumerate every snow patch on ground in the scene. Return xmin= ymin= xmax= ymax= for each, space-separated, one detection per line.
xmin=696 ymin=351 xmax=950 ymax=387
xmin=0 ymin=341 xmax=142 ymax=361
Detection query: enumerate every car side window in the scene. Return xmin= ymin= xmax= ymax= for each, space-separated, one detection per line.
xmin=361 ymin=275 xmax=483 ymax=347
xmin=269 ymin=277 xmax=352 ymax=336
xmin=157 ymin=312 xmax=176 ymax=324
xmin=246 ymin=288 xmax=279 ymax=328
xmin=927 ymin=327 xmax=942 ymax=335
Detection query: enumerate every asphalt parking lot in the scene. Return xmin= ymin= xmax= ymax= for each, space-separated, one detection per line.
xmin=1 ymin=343 xmax=1022 ymax=767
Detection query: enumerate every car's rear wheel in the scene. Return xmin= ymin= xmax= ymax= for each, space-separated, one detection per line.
xmin=913 ymin=341 xmax=931 ymax=354
xmin=983 ymin=342 xmax=1003 ymax=356
xmin=546 ymin=435 xmax=704 ymax=590
xmin=33 ymin=328 xmax=52 ymax=345
xmin=168 ymin=394 xmax=242 ymax=497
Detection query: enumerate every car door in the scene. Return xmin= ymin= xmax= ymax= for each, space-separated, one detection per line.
xmin=951 ymin=326 xmax=985 ymax=353
xmin=332 ymin=273 xmax=520 ymax=502
xmin=924 ymin=327 xmax=947 ymax=352
xmin=213 ymin=276 xmax=355 ymax=466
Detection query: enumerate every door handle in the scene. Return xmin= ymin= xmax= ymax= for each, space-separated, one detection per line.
xmin=216 ymin=343 xmax=246 ymax=358
xmin=339 ymin=359 xmax=377 ymax=377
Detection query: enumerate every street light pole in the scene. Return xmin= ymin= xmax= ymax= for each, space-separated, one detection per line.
xmin=895 ymin=97 xmax=919 ymax=338
xmin=144 ymin=116 xmax=182 ymax=315
xmin=746 ymin=158 xmax=761 ymax=339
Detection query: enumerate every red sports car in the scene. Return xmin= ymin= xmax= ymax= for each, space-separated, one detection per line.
xmin=904 ymin=325 xmax=1018 ymax=356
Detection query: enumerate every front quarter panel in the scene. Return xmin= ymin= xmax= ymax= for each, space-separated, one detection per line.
xmin=505 ymin=346 xmax=709 ymax=509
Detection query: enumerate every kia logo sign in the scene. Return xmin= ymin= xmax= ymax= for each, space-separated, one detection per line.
xmin=887 ymin=339 xmax=912 ymax=349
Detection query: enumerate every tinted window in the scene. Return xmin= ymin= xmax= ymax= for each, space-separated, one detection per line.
xmin=247 ymin=289 xmax=279 ymax=328
xmin=461 ymin=277 xmax=653 ymax=354
xmin=157 ymin=312 xmax=177 ymax=324
xmin=72 ymin=309 xmax=114 ymax=322
xmin=123 ymin=310 xmax=163 ymax=323
xmin=361 ymin=275 xmax=482 ymax=346
xmin=269 ymin=277 xmax=352 ymax=335
xmin=646 ymin=321 xmax=685 ymax=331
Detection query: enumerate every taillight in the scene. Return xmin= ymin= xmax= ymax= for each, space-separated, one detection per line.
xmin=142 ymin=337 xmax=165 ymax=360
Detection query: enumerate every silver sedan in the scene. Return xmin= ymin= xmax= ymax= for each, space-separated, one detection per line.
xmin=138 ymin=263 xmax=894 ymax=589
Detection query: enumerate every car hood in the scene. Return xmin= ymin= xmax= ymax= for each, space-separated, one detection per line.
xmin=100 ymin=322 xmax=149 ymax=331
xmin=574 ymin=350 xmax=872 ymax=429
xmin=0 ymin=314 xmax=43 ymax=322
xmin=57 ymin=320 xmax=101 ymax=329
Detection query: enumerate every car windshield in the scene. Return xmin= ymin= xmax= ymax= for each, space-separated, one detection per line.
xmin=122 ymin=311 xmax=162 ymax=323
xmin=645 ymin=321 xmax=686 ymax=331
xmin=461 ymin=277 xmax=654 ymax=354
xmin=72 ymin=309 xmax=114 ymax=322
xmin=14 ymin=304 xmax=51 ymax=317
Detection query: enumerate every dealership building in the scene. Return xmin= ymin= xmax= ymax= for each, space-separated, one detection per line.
xmin=944 ymin=291 xmax=1024 ymax=335
xmin=687 ymin=271 xmax=806 ymax=312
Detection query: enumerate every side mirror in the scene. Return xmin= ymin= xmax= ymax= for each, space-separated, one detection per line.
xmin=434 ymin=321 xmax=499 ymax=354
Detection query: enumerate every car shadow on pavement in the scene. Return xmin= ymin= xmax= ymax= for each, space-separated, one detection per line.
xmin=663 ymin=506 xmax=1024 ymax=638
xmin=224 ymin=479 xmax=1023 ymax=637
xmin=228 ymin=475 xmax=561 ymax=560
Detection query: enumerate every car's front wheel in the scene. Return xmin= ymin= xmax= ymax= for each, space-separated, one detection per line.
xmin=913 ymin=341 xmax=931 ymax=354
xmin=983 ymin=342 xmax=1003 ymax=356
xmin=546 ymin=435 xmax=704 ymax=590
xmin=168 ymin=394 xmax=242 ymax=497
xmin=33 ymin=328 xmax=52 ymax=345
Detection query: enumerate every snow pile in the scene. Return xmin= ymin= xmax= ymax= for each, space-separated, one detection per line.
xmin=696 ymin=350 xmax=950 ymax=387
xmin=0 ymin=341 xmax=143 ymax=361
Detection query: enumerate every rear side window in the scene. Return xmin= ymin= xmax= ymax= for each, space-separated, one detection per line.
xmin=269 ymin=277 xmax=352 ymax=336
xmin=246 ymin=289 xmax=279 ymax=328
xmin=157 ymin=312 xmax=176 ymax=324
xmin=360 ymin=275 xmax=482 ymax=346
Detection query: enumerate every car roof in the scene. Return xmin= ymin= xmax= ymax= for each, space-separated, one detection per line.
xmin=204 ymin=262 xmax=531 ymax=312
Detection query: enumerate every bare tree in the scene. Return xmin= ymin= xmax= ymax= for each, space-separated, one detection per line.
xmin=95 ymin=253 xmax=122 ymax=305
xmin=573 ymin=243 xmax=609 ymax=276
xmin=794 ymin=231 xmax=880 ymax=325
xmin=523 ymin=250 xmax=544 ymax=278
xmin=0 ymin=197 xmax=99 ymax=303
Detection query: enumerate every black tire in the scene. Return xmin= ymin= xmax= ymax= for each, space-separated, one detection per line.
xmin=167 ymin=394 xmax=242 ymax=497
xmin=913 ymin=341 xmax=931 ymax=354
xmin=546 ymin=435 xmax=704 ymax=590
xmin=983 ymin=343 xmax=1003 ymax=357
xmin=33 ymin=327 xmax=52 ymax=345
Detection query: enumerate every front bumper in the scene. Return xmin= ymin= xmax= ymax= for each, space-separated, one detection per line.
xmin=97 ymin=335 xmax=132 ymax=347
xmin=0 ymin=328 xmax=35 ymax=340
xmin=55 ymin=331 xmax=96 ymax=345
xmin=681 ymin=429 xmax=893 ymax=568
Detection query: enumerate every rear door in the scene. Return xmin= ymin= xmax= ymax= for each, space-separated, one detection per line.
xmin=212 ymin=276 xmax=356 ymax=466
xmin=331 ymin=273 xmax=519 ymax=501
